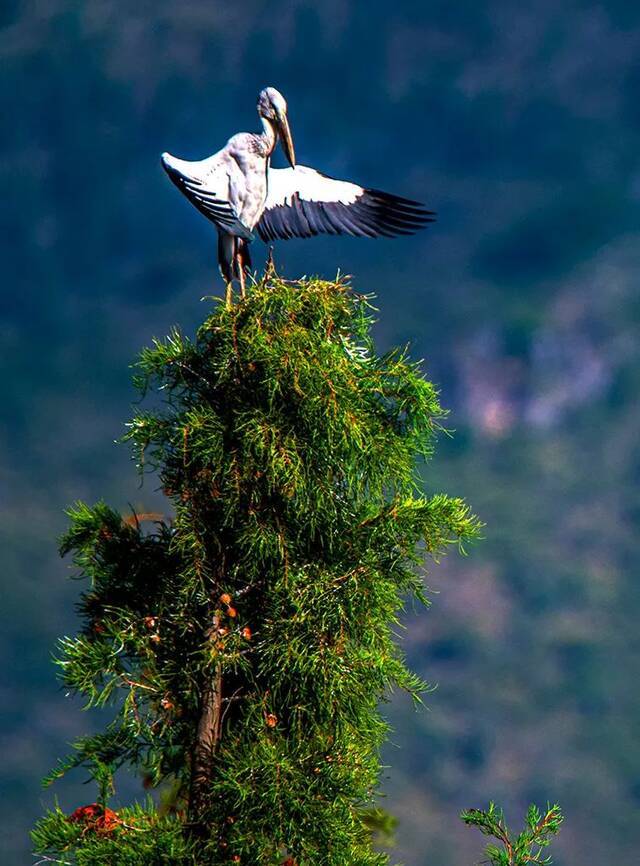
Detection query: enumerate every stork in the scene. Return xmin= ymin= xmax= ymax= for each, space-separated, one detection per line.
xmin=161 ymin=87 xmax=434 ymax=306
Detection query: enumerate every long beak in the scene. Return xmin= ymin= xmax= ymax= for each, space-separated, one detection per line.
xmin=277 ymin=114 xmax=296 ymax=168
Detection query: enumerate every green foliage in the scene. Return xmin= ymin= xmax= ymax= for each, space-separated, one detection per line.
xmin=32 ymin=274 xmax=479 ymax=865
xmin=32 ymin=804 xmax=199 ymax=865
xmin=360 ymin=808 xmax=398 ymax=848
xmin=461 ymin=803 xmax=563 ymax=866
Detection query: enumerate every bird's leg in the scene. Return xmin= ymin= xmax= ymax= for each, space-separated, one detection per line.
xmin=235 ymin=240 xmax=251 ymax=299
xmin=237 ymin=255 xmax=246 ymax=299
xmin=230 ymin=237 xmax=245 ymax=300
xmin=219 ymin=233 xmax=235 ymax=308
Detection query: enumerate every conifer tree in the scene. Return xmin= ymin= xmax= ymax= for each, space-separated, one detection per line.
xmin=461 ymin=802 xmax=563 ymax=866
xmin=32 ymin=274 xmax=480 ymax=865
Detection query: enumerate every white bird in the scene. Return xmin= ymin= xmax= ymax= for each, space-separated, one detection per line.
xmin=161 ymin=87 xmax=434 ymax=306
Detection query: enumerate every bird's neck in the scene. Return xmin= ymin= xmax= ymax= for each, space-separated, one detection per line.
xmin=259 ymin=116 xmax=278 ymax=156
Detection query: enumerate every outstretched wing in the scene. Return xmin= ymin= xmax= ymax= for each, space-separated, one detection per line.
xmin=257 ymin=165 xmax=434 ymax=242
xmin=161 ymin=153 xmax=254 ymax=240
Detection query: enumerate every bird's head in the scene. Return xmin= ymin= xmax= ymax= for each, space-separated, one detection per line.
xmin=257 ymin=87 xmax=296 ymax=168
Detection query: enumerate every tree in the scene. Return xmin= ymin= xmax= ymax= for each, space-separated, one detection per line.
xmin=461 ymin=802 xmax=563 ymax=866
xmin=32 ymin=273 xmax=480 ymax=865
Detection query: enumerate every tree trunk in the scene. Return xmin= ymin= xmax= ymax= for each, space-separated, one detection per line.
xmin=188 ymin=616 xmax=223 ymax=828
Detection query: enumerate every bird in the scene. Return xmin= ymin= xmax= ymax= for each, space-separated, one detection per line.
xmin=161 ymin=87 xmax=434 ymax=306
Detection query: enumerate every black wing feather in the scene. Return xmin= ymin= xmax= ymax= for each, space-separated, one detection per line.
xmin=257 ymin=183 xmax=435 ymax=243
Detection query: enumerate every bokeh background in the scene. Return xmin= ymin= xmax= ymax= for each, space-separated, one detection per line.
xmin=2 ymin=1 xmax=639 ymax=863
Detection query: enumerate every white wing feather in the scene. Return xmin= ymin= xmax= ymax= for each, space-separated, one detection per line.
xmin=161 ymin=152 xmax=254 ymax=240
xmin=266 ymin=166 xmax=362 ymax=207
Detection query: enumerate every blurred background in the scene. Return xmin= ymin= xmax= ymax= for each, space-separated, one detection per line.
xmin=2 ymin=1 xmax=639 ymax=863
